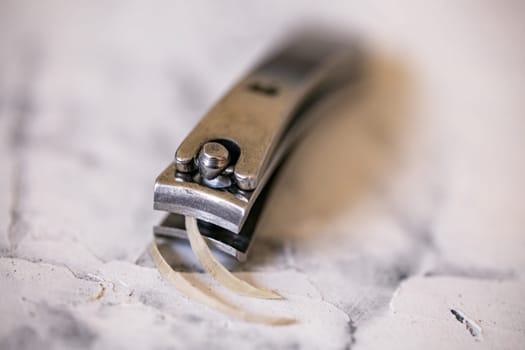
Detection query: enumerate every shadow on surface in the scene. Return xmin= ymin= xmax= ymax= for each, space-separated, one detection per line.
xmin=241 ymin=51 xmax=415 ymax=270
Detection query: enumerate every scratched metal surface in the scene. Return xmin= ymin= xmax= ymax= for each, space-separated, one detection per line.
xmin=1 ymin=1 xmax=524 ymax=349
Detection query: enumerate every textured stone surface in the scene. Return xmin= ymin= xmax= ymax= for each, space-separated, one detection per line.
xmin=1 ymin=1 xmax=524 ymax=349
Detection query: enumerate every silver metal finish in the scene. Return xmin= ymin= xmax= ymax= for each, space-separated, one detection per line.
xmin=197 ymin=142 xmax=230 ymax=180
xmin=154 ymin=33 xmax=363 ymax=259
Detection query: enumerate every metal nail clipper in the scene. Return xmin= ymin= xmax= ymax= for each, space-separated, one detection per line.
xmin=154 ymin=33 xmax=363 ymax=261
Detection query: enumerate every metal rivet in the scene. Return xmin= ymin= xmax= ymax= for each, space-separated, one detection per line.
xmin=197 ymin=142 xmax=230 ymax=179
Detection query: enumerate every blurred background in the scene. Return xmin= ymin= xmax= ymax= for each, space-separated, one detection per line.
xmin=1 ymin=1 xmax=524 ymax=349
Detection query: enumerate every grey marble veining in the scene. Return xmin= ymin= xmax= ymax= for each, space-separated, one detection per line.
xmin=1 ymin=1 xmax=524 ymax=349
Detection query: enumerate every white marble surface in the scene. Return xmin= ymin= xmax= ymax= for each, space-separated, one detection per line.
xmin=1 ymin=1 xmax=524 ymax=349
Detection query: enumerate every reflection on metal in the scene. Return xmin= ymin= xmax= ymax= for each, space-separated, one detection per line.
xmin=154 ymin=33 xmax=363 ymax=260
